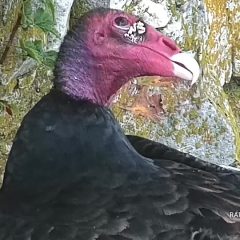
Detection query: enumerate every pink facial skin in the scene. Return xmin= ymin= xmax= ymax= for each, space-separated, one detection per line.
xmin=54 ymin=9 xmax=197 ymax=106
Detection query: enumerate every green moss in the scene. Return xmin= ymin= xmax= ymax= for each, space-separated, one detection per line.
xmin=172 ymin=118 xmax=181 ymax=130
xmin=0 ymin=2 xmax=24 ymax=173
xmin=197 ymin=124 xmax=205 ymax=134
xmin=212 ymin=90 xmax=240 ymax=161
xmin=168 ymin=3 xmax=181 ymax=21
xmin=188 ymin=109 xmax=199 ymax=120
xmin=69 ymin=0 xmax=91 ymax=28
xmin=0 ymin=65 xmax=52 ymax=167
xmin=195 ymin=142 xmax=202 ymax=149
xmin=174 ymin=130 xmax=185 ymax=144
xmin=164 ymin=88 xmax=178 ymax=114
xmin=223 ymin=80 xmax=240 ymax=161
xmin=219 ymin=125 xmax=227 ymax=135
xmin=124 ymin=2 xmax=136 ymax=13
xmin=0 ymin=0 xmax=58 ymax=180
xmin=188 ymin=123 xmax=199 ymax=135
xmin=224 ymin=81 xmax=240 ymax=124
xmin=0 ymin=0 xmax=94 ymax=181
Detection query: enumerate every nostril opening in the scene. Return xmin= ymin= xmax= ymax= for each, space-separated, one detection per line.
xmin=162 ymin=38 xmax=178 ymax=51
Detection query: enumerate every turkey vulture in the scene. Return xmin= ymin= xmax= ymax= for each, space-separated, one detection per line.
xmin=0 ymin=8 xmax=239 ymax=240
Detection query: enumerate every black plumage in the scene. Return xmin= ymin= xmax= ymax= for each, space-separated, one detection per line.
xmin=0 ymin=8 xmax=240 ymax=240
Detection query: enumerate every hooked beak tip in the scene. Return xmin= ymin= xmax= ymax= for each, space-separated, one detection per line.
xmin=170 ymin=53 xmax=200 ymax=85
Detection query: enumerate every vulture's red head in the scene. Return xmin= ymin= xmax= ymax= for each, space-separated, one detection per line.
xmin=55 ymin=8 xmax=200 ymax=105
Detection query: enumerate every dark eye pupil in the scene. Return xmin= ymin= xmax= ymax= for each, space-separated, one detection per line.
xmin=115 ymin=17 xmax=129 ymax=27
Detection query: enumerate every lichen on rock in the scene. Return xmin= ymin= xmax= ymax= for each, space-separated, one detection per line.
xmin=110 ymin=0 xmax=240 ymax=166
xmin=0 ymin=0 xmax=75 ymax=180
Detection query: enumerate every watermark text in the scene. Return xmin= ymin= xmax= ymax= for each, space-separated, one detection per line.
xmin=229 ymin=211 xmax=240 ymax=218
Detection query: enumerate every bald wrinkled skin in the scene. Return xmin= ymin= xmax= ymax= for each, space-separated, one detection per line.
xmin=0 ymin=8 xmax=240 ymax=240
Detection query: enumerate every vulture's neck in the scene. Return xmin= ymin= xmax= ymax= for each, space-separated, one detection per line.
xmin=54 ymin=43 xmax=103 ymax=104
xmin=54 ymin=38 xmax=124 ymax=106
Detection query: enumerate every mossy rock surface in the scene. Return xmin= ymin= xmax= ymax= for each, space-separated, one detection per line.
xmin=110 ymin=0 xmax=240 ymax=165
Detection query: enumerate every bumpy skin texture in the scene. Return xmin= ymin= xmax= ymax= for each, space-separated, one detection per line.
xmin=0 ymin=90 xmax=240 ymax=240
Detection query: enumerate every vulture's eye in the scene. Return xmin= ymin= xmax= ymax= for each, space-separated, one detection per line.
xmin=114 ymin=17 xmax=130 ymax=29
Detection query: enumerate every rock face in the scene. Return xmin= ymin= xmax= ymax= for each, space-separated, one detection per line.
xmin=0 ymin=0 xmax=240 ymax=179
xmin=109 ymin=0 xmax=240 ymax=166
xmin=110 ymin=0 xmax=171 ymax=28
xmin=228 ymin=1 xmax=240 ymax=77
xmin=48 ymin=0 xmax=75 ymax=51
